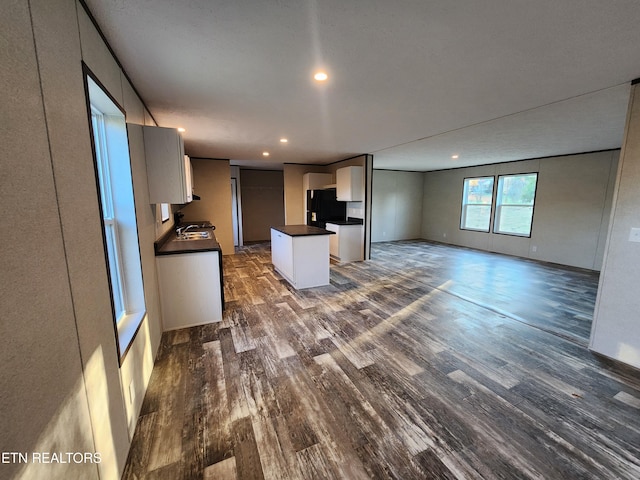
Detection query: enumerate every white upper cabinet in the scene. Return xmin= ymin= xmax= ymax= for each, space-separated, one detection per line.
xmin=143 ymin=126 xmax=193 ymax=204
xmin=303 ymin=172 xmax=333 ymax=191
xmin=336 ymin=166 xmax=364 ymax=201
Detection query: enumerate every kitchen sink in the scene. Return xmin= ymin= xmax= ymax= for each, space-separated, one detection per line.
xmin=176 ymin=231 xmax=212 ymax=240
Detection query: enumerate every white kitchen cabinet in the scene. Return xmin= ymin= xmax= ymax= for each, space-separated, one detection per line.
xmin=156 ymin=250 xmax=222 ymax=330
xmin=271 ymin=227 xmax=332 ymax=289
xmin=143 ymin=125 xmax=193 ymax=204
xmin=325 ymin=223 xmax=364 ymax=262
xmin=271 ymin=228 xmax=294 ymax=280
xmin=336 ymin=166 xmax=364 ymax=201
xmin=303 ymin=172 xmax=333 ymax=191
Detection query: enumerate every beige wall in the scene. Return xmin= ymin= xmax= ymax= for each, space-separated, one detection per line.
xmin=372 ymin=170 xmax=424 ymax=242
xmin=533 ymin=152 xmax=619 ymax=269
xmin=591 ymin=85 xmax=640 ymax=369
xmin=240 ymin=169 xmax=285 ymax=242
xmin=181 ymin=158 xmax=235 ymax=254
xmin=420 ymin=151 xmax=619 ymax=270
xmin=1 ymin=1 xmax=164 ymax=478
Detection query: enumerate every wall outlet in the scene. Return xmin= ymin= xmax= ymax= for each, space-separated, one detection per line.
xmin=531 ymin=245 xmax=537 ymax=252
xmin=443 ymin=232 xmax=447 ymax=238
xmin=629 ymin=228 xmax=640 ymax=243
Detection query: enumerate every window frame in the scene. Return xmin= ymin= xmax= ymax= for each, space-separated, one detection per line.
xmin=460 ymin=176 xmax=496 ymax=233
xmin=492 ymin=172 xmax=538 ymax=238
xmin=84 ymin=65 xmax=146 ymax=363
xmin=91 ymin=107 xmax=127 ymax=320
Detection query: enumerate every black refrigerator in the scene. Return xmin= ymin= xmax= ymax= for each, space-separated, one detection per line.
xmin=306 ymin=188 xmax=346 ymax=228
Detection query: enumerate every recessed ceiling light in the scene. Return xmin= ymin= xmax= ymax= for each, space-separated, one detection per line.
xmin=314 ymin=71 xmax=328 ymax=81
xmin=280 ymin=138 xmax=288 ymax=143
xmin=263 ymin=151 xmax=270 ymax=157
xmin=451 ymin=154 xmax=459 ymax=159
xmin=178 ymin=127 xmax=186 ymax=133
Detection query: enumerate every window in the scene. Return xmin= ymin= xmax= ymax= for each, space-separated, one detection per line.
xmin=161 ymin=203 xmax=170 ymax=223
xmin=461 ymin=176 xmax=495 ymax=232
xmin=87 ymin=74 xmax=145 ymax=360
xmin=91 ymin=108 xmax=126 ymax=319
xmin=493 ymin=173 xmax=538 ymax=237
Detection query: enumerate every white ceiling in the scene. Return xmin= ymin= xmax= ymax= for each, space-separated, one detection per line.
xmin=84 ymin=0 xmax=640 ymax=171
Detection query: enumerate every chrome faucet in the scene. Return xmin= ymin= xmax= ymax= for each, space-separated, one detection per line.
xmin=176 ymin=224 xmax=199 ymax=237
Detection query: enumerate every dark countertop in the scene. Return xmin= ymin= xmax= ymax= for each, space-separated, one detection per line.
xmin=155 ymin=224 xmax=221 ymax=256
xmin=325 ymin=220 xmax=364 ymax=226
xmin=271 ymin=225 xmax=335 ymax=237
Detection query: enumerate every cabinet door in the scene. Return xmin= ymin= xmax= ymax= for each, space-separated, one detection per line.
xmin=336 ymin=166 xmax=364 ymax=201
xmin=156 ymin=251 xmax=222 ymax=330
xmin=340 ymin=225 xmax=364 ymax=262
xmin=325 ymin=223 xmax=340 ymax=257
xmin=271 ymin=229 xmax=294 ymax=280
xmin=303 ymin=172 xmax=333 ymax=191
xmin=184 ymin=155 xmax=193 ymax=203
xmin=143 ymin=126 xmax=190 ymax=204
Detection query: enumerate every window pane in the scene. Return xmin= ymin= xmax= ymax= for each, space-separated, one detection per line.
xmin=497 ymin=206 xmax=534 ymax=235
xmin=494 ymin=173 xmax=537 ymax=236
xmin=500 ymin=174 xmax=537 ymax=205
xmin=161 ymin=203 xmax=170 ymax=222
xmin=464 ymin=205 xmax=492 ymax=231
xmin=466 ymin=177 xmax=494 ymax=204
xmin=461 ymin=177 xmax=494 ymax=231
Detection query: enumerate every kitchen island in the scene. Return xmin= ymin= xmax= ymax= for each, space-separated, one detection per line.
xmin=270 ymin=225 xmax=335 ymax=289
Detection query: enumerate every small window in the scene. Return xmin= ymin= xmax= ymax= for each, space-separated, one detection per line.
xmin=161 ymin=203 xmax=170 ymax=223
xmin=461 ymin=176 xmax=495 ymax=232
xmin=493 ymin=173 xmax=538 ymax=237
xmin=87 ymin=74 xmax=146 ymax=360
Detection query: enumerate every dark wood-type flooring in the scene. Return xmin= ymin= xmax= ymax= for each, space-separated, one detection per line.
xmin=122 ymin=240 xmax=640 ymax=479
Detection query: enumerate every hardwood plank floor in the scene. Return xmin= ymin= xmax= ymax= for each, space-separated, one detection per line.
xmin=122 ymin=240 xmax=640 ymax=479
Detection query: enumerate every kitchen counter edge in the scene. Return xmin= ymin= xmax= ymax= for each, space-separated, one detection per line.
xmin=271 ymin=225 xmax=336 ymax=237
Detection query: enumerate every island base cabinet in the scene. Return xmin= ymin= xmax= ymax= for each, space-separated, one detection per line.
xmin=156 ymin=251 xmax=222 ymax=330
xmin=271 ymin=229 xmax=294 ymax=280
xmin=271 ymin=228 xmax=330 ymax=289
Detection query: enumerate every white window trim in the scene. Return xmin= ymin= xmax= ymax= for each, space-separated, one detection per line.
xmin=460 ymin=176 xmax=494 ymax=232
xmin=493 ymin=173 xmax=538 ymax=237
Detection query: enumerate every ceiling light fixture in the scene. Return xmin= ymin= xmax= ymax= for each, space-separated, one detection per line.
xmin=314 ymin=71 xmax=328 ymax=81
xmin=178 ymin=127 xmax=186 ymax=133
xmin=280 ymin=138 xmax=288 ymax=143
xmin=263 ymin=151 xmax=270 ymax=157
xmin=451 ymin=154 xmax=459 ymax=159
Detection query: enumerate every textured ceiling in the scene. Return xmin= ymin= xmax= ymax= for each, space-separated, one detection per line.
xmin=84 ymin=0 xmax=640 ymax=171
